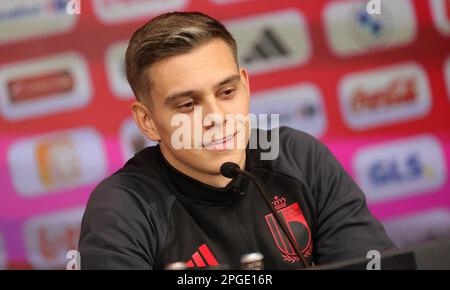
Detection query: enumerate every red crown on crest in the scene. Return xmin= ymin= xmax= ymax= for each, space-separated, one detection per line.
xmin=272 ymin=196 xmax=286 ymax=210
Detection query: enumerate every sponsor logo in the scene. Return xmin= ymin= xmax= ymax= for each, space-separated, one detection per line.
xmin=0 ymin=233 xmax=6 ymax=269
xmin=226 ymin=10 xmax=311 ymax=74
xmin=250 ymin=83 xmax=327 ymax=138
xmin=265 ymin=196 xmax=312 ymax=263
xmin=92 ymin=0 xmax=187 ymax=24
xmin=23 ymin=207 xmax=84 ymax=269
xmin=353 ymin=135 xmax=447 ymax=203
xmin=185 ymin=244 xmax=219 ymax=268
xmin=445 ymin=56 xmax=450 ymax=102
xmin=7 ymin=71 xmax=74 ymax=104
xmin=120 ymin=118 xmax=158 ymax=161
xmin=383 ymin=208 xmax=450 ymax=246
xmin=339 ymin=62 xmax=431 ymax=130
xmin=7 ymin=127 xmax=107 ymax=197
xmin=105 ymin=41 xmax=134 ymax=100
xmin=430 ymin=0 xmax=450 ymax=36
xmin=0 ymin=0 xmax=77 ymax=44
xmin=323 ymin=0 xmax=417 ymax=56
xmin=0 ymin=52 xmax=91 ymax=121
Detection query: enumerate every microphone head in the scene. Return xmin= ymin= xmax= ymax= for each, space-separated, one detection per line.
xmin=220 ymin=162 xmax=241 ymax=179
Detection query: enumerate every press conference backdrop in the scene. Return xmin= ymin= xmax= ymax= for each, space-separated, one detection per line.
xmin=0 ymin=0 xmax=449 ymax=269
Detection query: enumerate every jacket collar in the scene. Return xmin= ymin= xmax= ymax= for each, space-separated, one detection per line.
xmin=157 ymin=146 xmax=252 ymax=204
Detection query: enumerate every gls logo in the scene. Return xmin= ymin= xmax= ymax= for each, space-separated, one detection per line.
xmin=369 ymin=152 xmax=423 ymax=186
xmin=353 ymin=135 xmax=447 ymax=203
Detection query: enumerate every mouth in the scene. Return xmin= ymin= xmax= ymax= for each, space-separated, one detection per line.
xmin=203 ymin=131 xmax=237 ymax=151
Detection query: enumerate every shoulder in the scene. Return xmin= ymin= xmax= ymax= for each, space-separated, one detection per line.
xmin=278 ymin=126 xmax=325 ymax=154
xmin=257 ymin=126 xmax=327 ymax=172
xmin=85 ymin=145 xmax=176 ymax=220
xmin=248 ymin=126 xmax=336 ymax=197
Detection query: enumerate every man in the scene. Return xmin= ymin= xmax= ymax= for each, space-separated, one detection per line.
xmin=78 ymin=11 xmax=394 ymax=269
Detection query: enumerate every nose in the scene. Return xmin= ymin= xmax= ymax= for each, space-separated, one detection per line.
xmin=202 ymin=95 xmax=226 ymax=130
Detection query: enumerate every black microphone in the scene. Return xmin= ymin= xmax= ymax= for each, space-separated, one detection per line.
xmin=220 ymin=162 xmax=241 ymax=179
xmin=220 ymin=162 xmax=311 ymax=268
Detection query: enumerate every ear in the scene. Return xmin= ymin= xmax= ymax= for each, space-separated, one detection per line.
xmin=131 ymin=101 xmax=161 ymax=142
xmin=240 ymin=68 xmax=250 ymax=101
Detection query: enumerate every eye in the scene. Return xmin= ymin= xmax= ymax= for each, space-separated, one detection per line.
xmin=221 ymin=88 xmax=236 ymax=98
xmin=177 ymin=101 xmax=194 ymax=112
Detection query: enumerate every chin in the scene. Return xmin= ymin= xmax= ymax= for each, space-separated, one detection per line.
xmin=201 ymin=148 xmax=245 ymax=173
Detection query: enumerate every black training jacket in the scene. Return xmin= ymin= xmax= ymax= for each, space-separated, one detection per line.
xmin=78 ymin=127 xmax=395 ymax=269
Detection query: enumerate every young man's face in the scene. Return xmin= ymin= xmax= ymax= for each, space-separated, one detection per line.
xmin=134 ymin=39 xmax=251 ymax=186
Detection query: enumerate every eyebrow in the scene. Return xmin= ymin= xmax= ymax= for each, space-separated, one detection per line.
xmin=163 ymin=74 xmax=241 ymax=106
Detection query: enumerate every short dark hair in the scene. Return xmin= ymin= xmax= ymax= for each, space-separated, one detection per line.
xmin=125 ymin=11 xmax=238 ymax=102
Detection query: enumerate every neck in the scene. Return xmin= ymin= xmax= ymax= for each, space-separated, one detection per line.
xmin=159 ymin=147 xmax=246 ymax=188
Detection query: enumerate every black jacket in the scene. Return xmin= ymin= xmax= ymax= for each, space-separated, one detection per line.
xmin=78 ymin=127 xmax=394 ymax=269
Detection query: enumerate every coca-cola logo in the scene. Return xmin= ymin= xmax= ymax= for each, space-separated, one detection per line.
xmin=351 ymin=77 xmax=417 ymax=113
xmin=339 ymin=63 xmax=431 ymax=130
